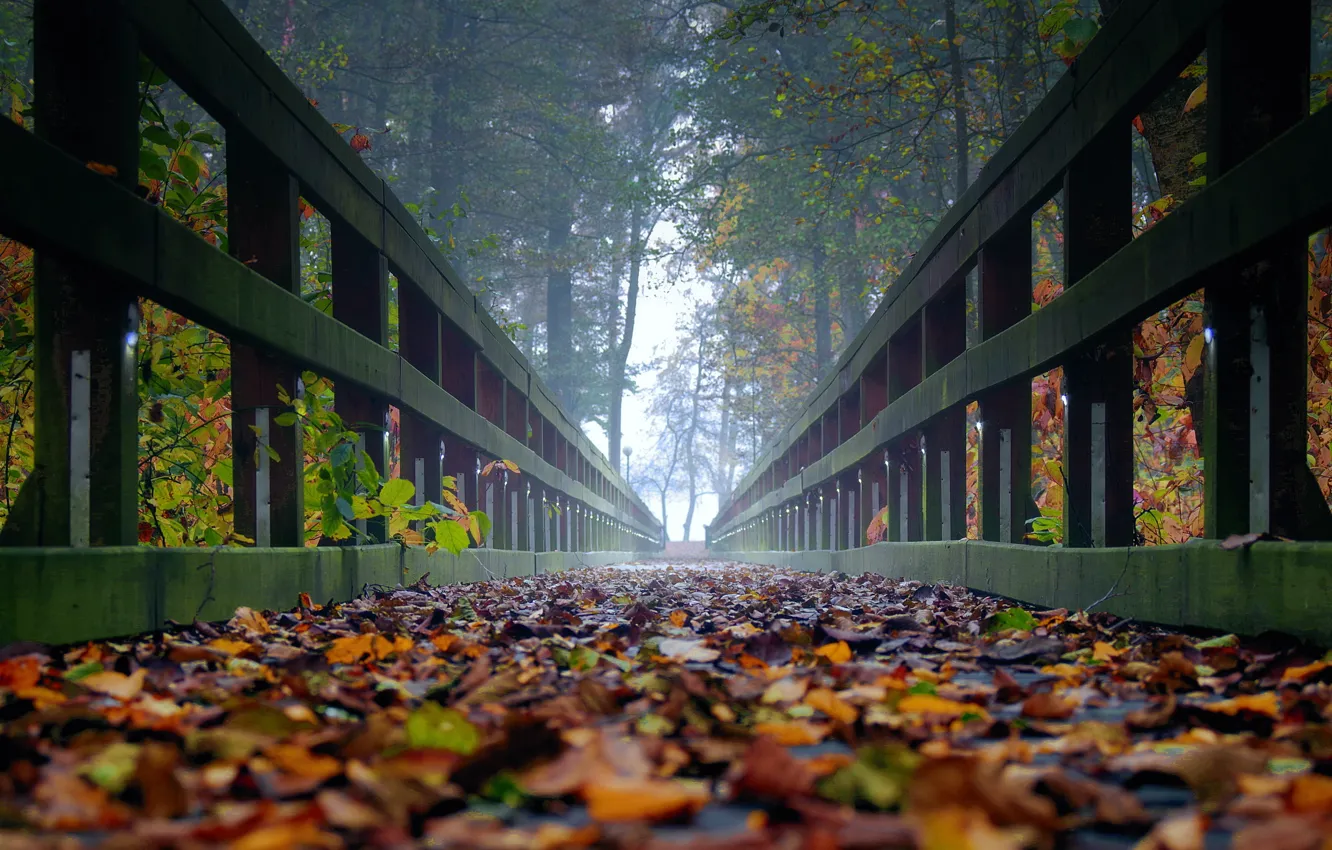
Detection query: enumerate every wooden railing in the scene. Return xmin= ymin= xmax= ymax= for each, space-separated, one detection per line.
xmin=0 ymin=0 xmax=661 ymax=556
xmin=709 ymin=0 xmax=1331 ymax=554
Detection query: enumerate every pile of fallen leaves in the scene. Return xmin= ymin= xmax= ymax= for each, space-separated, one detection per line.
xmin=1 ymin=562 xmax=1331 ymax=849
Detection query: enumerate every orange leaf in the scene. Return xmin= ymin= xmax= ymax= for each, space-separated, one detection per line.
xmin=1280 ymin=660 xmax=1328 ymax=684
xmin=233 ymin=821 xmax=341 ymax=850
xmin=669 ymin=610 xmax=688 ymax=628
xmin=1290 ymin=773 xmax=1332 ymax=813
xmin=264 ymin=744 xmax=343 ymax=781
xmin=86 ymin=161 xmax=118 ymax=177
xmin=0 ymin=655 xmax=43 ymax=691
xmin=326 ymin=633 xmax=413 ymax=665
xmin=803 ymin=687 xmax=858 ymax=724
xmin=583 ymin=776 xmax=708 ymax=822
xmin=814 ymin=640 xmax=852 ymax=664
xmin=1202 ymin=692 xmax=1279 ymax=718
xmin=350 ymin=133 xmax=372 ymax=152
xmin=752 ymin=719 xmax=829 ymax=746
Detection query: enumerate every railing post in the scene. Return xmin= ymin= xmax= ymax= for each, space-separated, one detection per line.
xmin=1203 ymin=1 xmax=1327 ymax=539
xmin=923 ymin=281 xmax=967 ymax=541
xmin=229 ymin=133 xmax=304 ymax=547
xmin=331 ymin=220 xmax=389 ymax=543
xmin=977 ymin=219 xmax=1033 ymax=544
xmin=1061 ymin=126 xmax=1133 ymax=547
xmin=889 ymin=318 xmax=924 ymax=540
xmin=399 ymin=280 xmax=444 ymax=520
xmin=20 ymin=0 xmax=140 ymax=547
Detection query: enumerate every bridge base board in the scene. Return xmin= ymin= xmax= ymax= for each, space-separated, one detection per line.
xmin=722 ymin=541 xmax=1332 ymax=646
xmin=0 ymin=546 xmax=643 ymax=645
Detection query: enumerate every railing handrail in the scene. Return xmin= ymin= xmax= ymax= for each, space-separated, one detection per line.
xmin=124 ymin=0 xmax=651 ymax=524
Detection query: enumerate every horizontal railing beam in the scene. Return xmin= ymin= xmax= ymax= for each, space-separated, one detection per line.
xmin=0 ymin=119 xmax=661 ymax=539
xmin=712 ymin=100 xmax=1332 ymax=537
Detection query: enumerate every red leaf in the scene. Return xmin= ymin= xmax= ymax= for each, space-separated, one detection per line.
xmin=350 ymin=133 xmax=372 ymax=153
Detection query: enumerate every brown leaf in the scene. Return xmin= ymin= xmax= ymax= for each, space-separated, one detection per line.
xmin=728 ymin=734 xmax=815 ymax=800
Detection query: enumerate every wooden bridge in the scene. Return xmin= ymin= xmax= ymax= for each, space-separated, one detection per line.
xmin=708 ymin=0 xmax=1332 ymax=644
xmin=0 ymin=0 xmax=661 ymax=645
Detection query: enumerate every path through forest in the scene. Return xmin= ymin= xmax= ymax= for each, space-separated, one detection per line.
xmin=1 ymin=562 xmax=1329 ymax=848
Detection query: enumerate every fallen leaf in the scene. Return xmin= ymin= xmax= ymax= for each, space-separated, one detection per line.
xmin=81 ymin=667 xmax=147 ymax=700
xmin=583 ymin=776 xmax=708 ymax=822
xmin=814 ymin=640 xmax=852 ymax=664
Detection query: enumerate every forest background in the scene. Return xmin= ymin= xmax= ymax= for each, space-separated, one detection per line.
xmin=1 ymin=0 xmax=1331 ymax=545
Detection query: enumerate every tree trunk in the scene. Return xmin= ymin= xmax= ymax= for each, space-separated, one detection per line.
xmin=813 ymin=245 xmax=831 ymax=376
xmin=946 ymin=0 xmax=969 ymax=198
xmin=546 ymin=198 xmax=575 ymax=407
xmin=608 ymin=201 xmax=643 ymax=473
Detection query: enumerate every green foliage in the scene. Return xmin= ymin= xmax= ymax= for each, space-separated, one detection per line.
xmin=987 ymin=607 xmax=1038 ymax=634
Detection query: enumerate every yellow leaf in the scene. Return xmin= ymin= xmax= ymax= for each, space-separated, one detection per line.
xmin=1183 ymin=80 xmax=1207 ymax=114
xmin=230 ymin=606 xmax=272 ymax=635
xmin=1281 ymin=660 xmax=1328 ymax=683
xmin=81 ymin=668 xmax=147 ymax=700
xmin=1182 ymin=333 xmax=1204 ymax=382
xmin=208 ymin=638 xmax=255 ymax=657
xmin=897 ymin=693 xmax=988 ymax=721
xmin=1092 ymin=641 xmax=1125 ymax=662
xmin=669 ymin=610 xmax=688 ymax=628
xmin=814 ymin=640 xmax=852 ymax=664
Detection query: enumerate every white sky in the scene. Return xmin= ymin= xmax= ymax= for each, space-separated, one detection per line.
xmin=580 ymin=230 xmax=720 ymax=542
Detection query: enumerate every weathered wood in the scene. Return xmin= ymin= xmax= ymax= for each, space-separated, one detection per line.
xmin=399 ymin=279 xmax=444 ymax=511
xmin=1203 ymin=1 xmax=1327 ymax=540
xmin=1061 ymin=126 xmax=1133 ymax=547
xmin=25 ymin=0 xmax=140 ymax=547
xmin=923 ymin=282 xmax=967 ymax=541
xmin=332 ymin=221 xmax=390 ymax=543
xmin=0 ymin=126 xmax=659 ymax=538
xmin=228 ymin=132 xmax=304 ymax=547
xmin=977 ymin=220 xmax=1031 ymax=545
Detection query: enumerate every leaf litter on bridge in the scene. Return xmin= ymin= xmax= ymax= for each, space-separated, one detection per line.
xmin=1 ymin=563 xmax=1331 ymax=849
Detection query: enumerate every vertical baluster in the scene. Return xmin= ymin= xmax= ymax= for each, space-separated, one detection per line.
xmin=923 ymin=281 xmax=967 ymax=541
xmin=1062 ymin=127 xmax=1133 ymax=547
xmin=23 ymin=0 xmax=139 ymax=547
xmin=229 ymin=134 xmax=304 ymax=547
xmin=398 ymin=280 xmax=444 ymax=527
xmin=330 ymin=219 xmax=389 ymax=543
xmin=977 ymin=219 xmax=1033 ymax=544
xmin=1204 ymin=1 xmax=1326 ymax=539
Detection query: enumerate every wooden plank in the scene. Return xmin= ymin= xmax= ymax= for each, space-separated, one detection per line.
xmin=24 ymin=0 xmax=140 ymax=547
